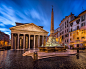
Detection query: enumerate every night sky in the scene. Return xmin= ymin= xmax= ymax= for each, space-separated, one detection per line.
xmin=0 ymin=0 xmax=86 ymax=38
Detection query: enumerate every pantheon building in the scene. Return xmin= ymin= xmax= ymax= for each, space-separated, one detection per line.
xmin=10 ymin=22 xmax=48 ymax=49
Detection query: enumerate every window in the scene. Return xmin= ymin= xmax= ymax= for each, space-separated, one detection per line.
xmin=65 ymin=26 xmax=66 ymax=28
xmin=77 ymin=26 xmax=79 ymax=30
xmin=70 ymin=23 xmax=73 ymax=27
xmin=62 ymin=35 xmax=64 ymax=39
xmin=67 ymin=20 xmax=68 ymax=23
xmin=67 ymin=24 xmax=68 ymax=27
xmin=82 ymin=30 xmax=85 ymax=34
xmin=81 ymin=23 xmax=85 ymax=27
xmin=81 ymin=37 xmax=85 ymax=39
xmin=81 ymin=15 xmax=85 ymax=21
xmin=77 ymin=37 xmax=79 ymax=39
xmin=65 ymin=40 xmax=66 ymax=43
xmin=65 ymin=30 xmax=66 ymax=33
xmin=70 ymin=33 xmax=72 ymax=36
xmin=77 ymin=32 xmax=79 ymax=35
xmin=67 ymin=29 xmax=68 ymax=32
xmin=73 ymin=34 xmax=75 ymax=39
xmin=71 ymin=16 xmax=74 ymax=21
xmin=76 ymin=19 xmax=80 ymax=24
xmin=65 ymin=34 xmax=69 ymax=37
xmin=65 ymin=22 xmax=66 ymax=25
xmin=60 ymin=33 xmax=61 ymax=35
xmin=71 ymin=28 xmax=72 ymax=32
xmin=62 ymin=31 xmax=64 ymax=34
xmin=70 ymin=38 xmax=72 ymax=41
xmin=67 ymin=39 xmax=68 ymax=42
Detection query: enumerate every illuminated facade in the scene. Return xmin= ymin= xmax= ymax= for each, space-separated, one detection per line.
xmin=10 ymin=22 xmax=48 ymax=49
xmin=0 ymin=31 xmax=9 ymax=48
xmin=54 ymin=10 xmax=86 ymax=48
xmin=55 ymin=13 xmax=75 ymax=48
xmin=69 ymin=10 xmax=86 ymax=48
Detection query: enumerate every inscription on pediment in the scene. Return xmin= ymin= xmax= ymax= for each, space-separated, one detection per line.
xmin=13 ymin=24 xmax=45 ymax=32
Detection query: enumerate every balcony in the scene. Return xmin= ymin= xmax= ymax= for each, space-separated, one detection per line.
xmin=69 ymin=28 xmax=80 ymax=32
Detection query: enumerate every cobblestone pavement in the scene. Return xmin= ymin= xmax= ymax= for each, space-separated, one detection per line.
xmin=0 ymin=50 xmax=86 ymax=69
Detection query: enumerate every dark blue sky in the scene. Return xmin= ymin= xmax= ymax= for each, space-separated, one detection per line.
xmin=0 ymin=0 xmax=86 ymax=38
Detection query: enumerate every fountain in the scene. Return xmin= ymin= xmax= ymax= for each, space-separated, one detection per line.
xmin=39 ymin=6 xmax=65 ymax=52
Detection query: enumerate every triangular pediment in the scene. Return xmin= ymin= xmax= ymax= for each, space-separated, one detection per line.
xmin=10 ymin=23 xmax=48 ymax=33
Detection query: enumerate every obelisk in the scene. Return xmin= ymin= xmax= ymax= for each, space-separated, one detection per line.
xmin=45 ymin=6 xmax=61 ymax=47
xmin=50 ymin=6 xmax=54 ymax=36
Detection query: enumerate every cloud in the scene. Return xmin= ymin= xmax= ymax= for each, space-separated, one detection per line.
xmin=30 ymin=9 xmax=40 ymax=19
xmin=0 ymin=28 xmax=10 ymax=32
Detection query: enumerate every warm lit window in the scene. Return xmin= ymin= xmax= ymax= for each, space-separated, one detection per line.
xmin=70 ymin=33 xmax=72 ymax=36
xmin=1 ymin=41 xmax=4 ymax=46
xmin=82 ymin=30 xmax=85 ymax=34
xmin=77 ymin=32 xmax=79 ymax=35
xmin=81 ymin=37 xmax=85 ymax=39
xmin=70 ymin=38 xmax=72 ymax=41
xmin=5 ymin=42 xmax=8 ymax=46
xmin=73 ymin=34 xmax=75 ymax=39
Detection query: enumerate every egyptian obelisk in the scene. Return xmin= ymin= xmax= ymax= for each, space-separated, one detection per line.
xmin=50 ymin=6 xmax=54 ymax=36
xmin=45 ymin=6 xmax=61 ymax=47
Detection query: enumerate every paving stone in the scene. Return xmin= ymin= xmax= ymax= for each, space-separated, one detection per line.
xmin=0 ymin=50 xmax=86 ymax=69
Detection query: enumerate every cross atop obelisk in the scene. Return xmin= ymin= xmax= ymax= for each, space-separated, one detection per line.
xmin=50 ymin=5 xmax=54 ymax=36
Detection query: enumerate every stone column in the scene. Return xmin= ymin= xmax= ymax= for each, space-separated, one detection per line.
xmin=38 ymin=35 xmax=40 ymax=47
xmin=23 ymin=34 xmax=25 ymax=49
xmin=44 ymin=36 xmax=46 ymax=46
xmin=29 ymin=34 xmax=30 ymax=49
xmin=42 ymin=35 xmax=44 ymax=46
xmin=17 ymin=34 xmax=19 ymax=49
xmin=34 ymin=35 xmax=35 ymax=49
xmin=15 ymin=36 xmax=16 ymax=49
xmin=11 ymin=33 xmax=13 ymax=49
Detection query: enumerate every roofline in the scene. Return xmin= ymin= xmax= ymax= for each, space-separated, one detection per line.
xmin=9 ymin=23 xmax=49 ymax=33
xmin=59 ymin=15 xmax=71 ymax=26
xmin=69 ymin=17 xmax=80 ymax=23
xmin=54 ymin=27 xmax=60 ymax=31
xmin=78 ymin=10 xmax=86 ymax=16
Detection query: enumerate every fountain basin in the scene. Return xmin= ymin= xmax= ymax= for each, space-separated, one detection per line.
xmin=39 ymin=46 xmax=66 ymax=52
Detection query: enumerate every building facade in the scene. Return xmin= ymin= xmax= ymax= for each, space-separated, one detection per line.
xmin=0 ymin=31 xmax=9 ymax=48
xmin=69 ymin=10 xmax=86 ymax=48
xmin=58 ymin=13 xmax=75 ymax=48
xmin=54 ymin=10 xmax=86 ymax=48
xmin=10 ymin=23 xmax=48 ymax=49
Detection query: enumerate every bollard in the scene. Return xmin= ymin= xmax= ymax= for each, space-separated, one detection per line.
xmin=33 ymin=51 xmax=38 ymax=61
xmin=76 ymin=53 xmax=79 ymax=59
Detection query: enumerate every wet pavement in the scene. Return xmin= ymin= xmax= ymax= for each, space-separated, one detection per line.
xmin=0 ymin=50 xmax=86 ymax=69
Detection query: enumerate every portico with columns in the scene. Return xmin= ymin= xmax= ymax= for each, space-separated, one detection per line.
xmin=10 ymin=23 xmax=48 ymax=49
